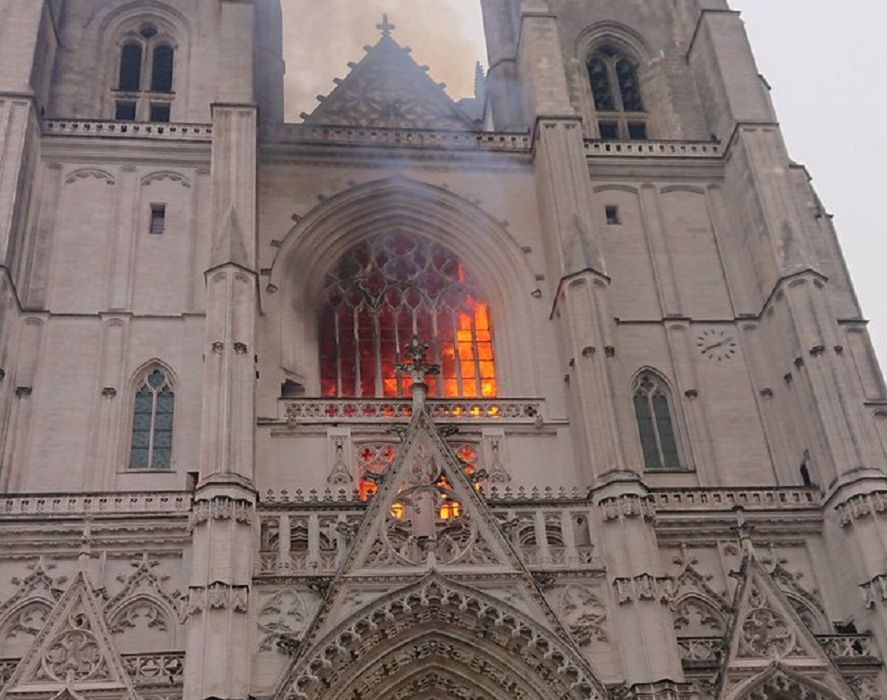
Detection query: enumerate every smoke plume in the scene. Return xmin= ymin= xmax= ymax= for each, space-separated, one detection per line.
xmin=281 ymin=0 xmax=487 ymax=121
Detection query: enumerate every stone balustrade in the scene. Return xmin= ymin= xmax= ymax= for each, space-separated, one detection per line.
xmin=42 ymin=119 xmax=212 ymax=141
xmin=262 ymin=123 xmax=533 ymax=152
xmin=0 ymin=492 xmax=192 ymax=517
xmin=123 ymin=651 xmax=185 ymax=687
xmin=652 ymin=487 xmax=820 ymax=512
xmin=255 ymin=501 xmax=601 ymax=575
xmin=584 ymin=139 xmax=721 ymax=158
xmin=677 ymin=634 xmax=878 ymax=669
xmin=280 ymin=397 xmax=544 ymax=424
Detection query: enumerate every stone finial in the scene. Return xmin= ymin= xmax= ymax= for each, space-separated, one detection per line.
xmin=396 ymin=335 xmax=440 ymax=411
xmin=376 ymin=14 xmax=396 ymax=37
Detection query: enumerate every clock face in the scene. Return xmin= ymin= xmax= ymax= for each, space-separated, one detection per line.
xmin=697 ymin=329 xmax=737 ymax=362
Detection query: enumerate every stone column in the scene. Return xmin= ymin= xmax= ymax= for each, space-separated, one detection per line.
xmin=593 ymin=472 xmax=684 ymax=695
xmin=184 ymin=3 xmax=259 ymax=695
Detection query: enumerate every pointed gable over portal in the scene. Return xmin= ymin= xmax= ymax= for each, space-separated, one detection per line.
xmin=302 ymin=16 xmax=479 ymax=131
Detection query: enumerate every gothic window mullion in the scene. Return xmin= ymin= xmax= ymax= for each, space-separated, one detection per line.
xmin=147 ymin=387 xmax=158 ymax=468
xmin=471 ymin=312 xmax=482 ymax=398
xmin=373 ymin=310 xmax=383 ymax=397
xmin=352 ymin=306 xmax=361 ymax=398
xmin=319 ymin=235 xmax=497 ymax=399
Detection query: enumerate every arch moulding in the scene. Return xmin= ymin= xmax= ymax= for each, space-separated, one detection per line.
xmin=267 ymin=176 xmax=541 ymax=397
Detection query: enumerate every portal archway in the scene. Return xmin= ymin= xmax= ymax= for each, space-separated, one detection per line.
xmin=276 ymin=575 xmax=608 ymax=700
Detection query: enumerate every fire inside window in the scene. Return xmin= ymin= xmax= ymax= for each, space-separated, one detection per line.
xmin=319 ymin=234 xmax=497 ymax=399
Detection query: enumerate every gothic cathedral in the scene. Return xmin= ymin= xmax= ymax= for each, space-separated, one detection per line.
xmin=0 ymin=1 xmax=885 ymax=699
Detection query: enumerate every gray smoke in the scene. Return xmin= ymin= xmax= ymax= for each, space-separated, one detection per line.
xmin=281 ymin=0 xmax=487 ymax=122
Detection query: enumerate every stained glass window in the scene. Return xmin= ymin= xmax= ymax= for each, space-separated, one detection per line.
xmin=587 ymin=45 xmax=647 ymax=141
xmin=129 ymin=368 xmax=174 ymax=469
xmin=633 ymin=372 xmax=681 ymax=471
xmin=319 ymin=234 xmax=497 ymax=399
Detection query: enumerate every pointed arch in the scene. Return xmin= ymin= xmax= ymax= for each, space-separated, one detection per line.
xmin=0 ymin=599 xmax=54 ymax=658
xmin=268 ymin=176 xmax=540 ymax=396
xmin=631 ymin=368 xmax=686 ymax=471
xmin=575 ymin=22 xmax=658 ymax=140
xmin=124 ymin=359 xmax=178 ymax=470
xmin=672 ymin=592 xmax=728 ymax=636
xmin=85 ymin=1 xmax=191 ymax=120
xmin=274 ymin=574 xmax=609 ymax=700
xmin=729 ymin=662 xmax=853 ymax=700
xmin=107 ymin=592 xmax=176 ymax=650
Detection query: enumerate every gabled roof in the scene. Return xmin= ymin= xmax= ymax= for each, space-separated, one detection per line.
xmin=302 ymin=25 xmax=478 ymax=131
xmin=1 ymin=571 xmax=137 ymax=700
xmin=716 ymin=548 xmax=855 ymax=700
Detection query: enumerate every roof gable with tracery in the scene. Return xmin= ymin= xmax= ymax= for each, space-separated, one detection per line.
xmin=301 ymin=17 xmax=479 ymax=131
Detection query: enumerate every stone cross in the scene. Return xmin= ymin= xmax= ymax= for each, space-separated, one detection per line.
xmin=376 ymin=14 xmax=396 ymax=37
xmin=396 ymin=335 xmax=440 ymax=410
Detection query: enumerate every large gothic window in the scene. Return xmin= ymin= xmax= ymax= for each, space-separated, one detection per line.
xmin=129 ymin=368 xmax=175 ymax=469
xmin=587 ymin=45 xmax=647 ymax=141
xmin=633 ymin=372 xmax=681 ymax=470
xmin=319 ymin=234 xmax=497 ymax=399
xmin=113 ymin=23 xmax=175 ymax=122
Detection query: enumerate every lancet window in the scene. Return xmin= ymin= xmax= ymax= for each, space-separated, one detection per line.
xmin=129 ymin=368 xmax=175 ymax=469
xmin=633 ymin=372 xmax=681 ymax=470
xmin=319 ymin=234 xmax=497 ymax=399
xmin=113 ymin=23 xmax=175 ymax=122
xmin=587 ymin=44 xmax=647 ymax=140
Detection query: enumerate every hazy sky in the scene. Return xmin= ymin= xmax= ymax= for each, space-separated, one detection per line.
xmin=280 ymin=0 xmax=887 ymax=370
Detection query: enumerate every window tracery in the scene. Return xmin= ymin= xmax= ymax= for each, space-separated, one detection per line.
xmin=112 ymin=23 xmax=175 ymax=122
xmin=129 ymin=368 xmax=175 ymax=469
xmin=587 ymin=44 xmax=647 ymax=141
xmin=319 ymin=234 xmax=497 ymax=400
xmin=633 ymin=371 xmax=682 ymax=471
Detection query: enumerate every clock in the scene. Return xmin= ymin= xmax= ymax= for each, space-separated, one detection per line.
xmin=697 ymin=329 xmax=737 ymax=362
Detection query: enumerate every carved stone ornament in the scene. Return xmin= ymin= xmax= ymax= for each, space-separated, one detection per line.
xmin=278 ymin=575 xmax=608 ymax=700
xmin=613 ymin=573 xmax=675 ymax=605
xmin=184 ymin=583 xmax=249 ymax=618
xmin=738 ymin=586 xmax=799 ymax=659
xmin=38 ymin=611 xmax=108 ymax=683
xmin=598 ymin=493 xmax=656 ymax=522
xmin=554 ymin=584 xmax=608 ymax=646
xmin=360 ymin=439 xmax=499 ymax=568
xmin=190 ymin=496 xmax=253 ymax=527
xmin=105 ymin=553 xmax=181 ymax=635
xmin=257 ymin=590 xmax=308 ymax=652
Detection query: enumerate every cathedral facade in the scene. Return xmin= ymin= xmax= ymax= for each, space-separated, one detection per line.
xmin=1 ymin=0 xmax=886 ymax=698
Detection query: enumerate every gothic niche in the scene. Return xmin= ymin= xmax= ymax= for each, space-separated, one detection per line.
xmin=319 ymin=233 xmax=497 ymax=399
xmin=365 ymin=439 xmax=496 ymax=568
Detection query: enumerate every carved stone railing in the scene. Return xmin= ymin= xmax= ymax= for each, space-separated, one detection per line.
xmin=584 ymin=139 xmax=721 ymax=158
xmin=123 ymin=651 xmax=185 ymax=687
xmin=818 ymin=634 xmax=880 ymax=664
xmin=677 ymin=637 xmax=723 ymax=664
xmin=677 ymin=635 xmax=880 ymax=670
xmin=255 ymin=502 xmax=602 ymax=575
xmin=0 ymin=492 xmax=192 ymax=516
xmin=261 ymin=123 xmax=532 ymax=153
xmin=42 ymin=119 xmax=212 ymax=142
xmin=652 ymin=487 xmax=821 ymax=512
xmin=280 ymin=398 xmax=543 ymax=424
